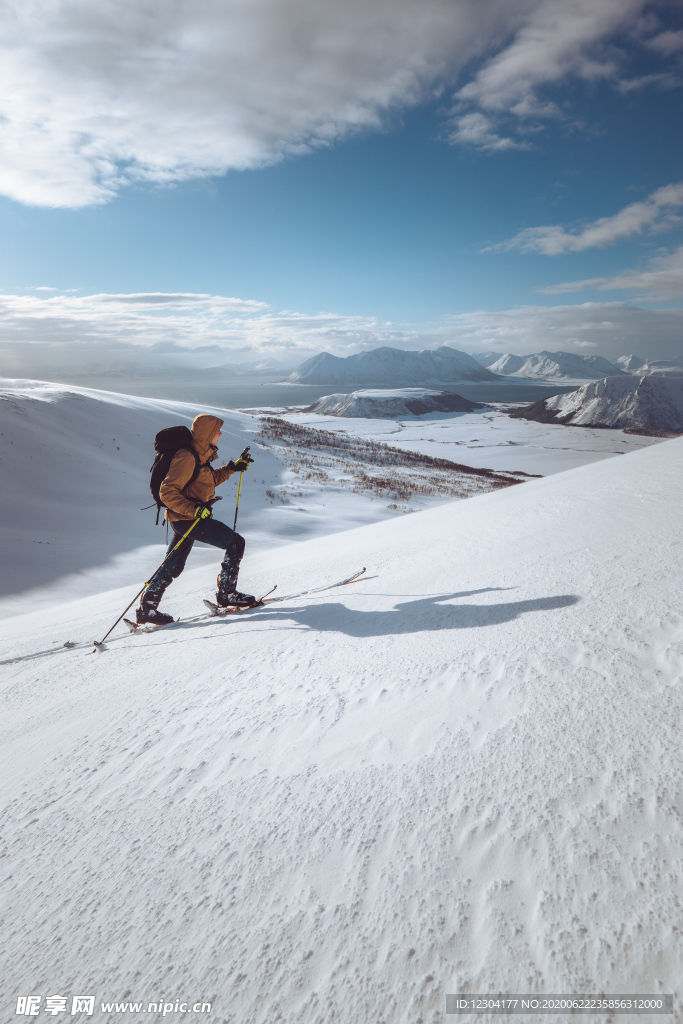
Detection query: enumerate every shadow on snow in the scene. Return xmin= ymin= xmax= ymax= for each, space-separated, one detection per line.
xmin=194 ymin=588 xmax=581 ymax=639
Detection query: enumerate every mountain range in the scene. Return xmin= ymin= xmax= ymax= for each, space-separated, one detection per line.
xmin=475 ymin=350 xmax=683 ymax=380
xmin=284 ymin=346 xmax=496 ymax=385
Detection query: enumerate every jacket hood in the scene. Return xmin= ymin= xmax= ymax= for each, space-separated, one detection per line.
xmin=191 ymin=414 xmax=223 ymax=461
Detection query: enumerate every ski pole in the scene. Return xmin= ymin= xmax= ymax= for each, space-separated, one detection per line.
xmin=233 ymin=446 xmax=251 ymax=530
xmin=93 ymin=503 xmax=219 ymax=649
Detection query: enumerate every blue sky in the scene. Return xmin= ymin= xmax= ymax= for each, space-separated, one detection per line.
xmin=0 ymin=0 xmax=682 ymax=372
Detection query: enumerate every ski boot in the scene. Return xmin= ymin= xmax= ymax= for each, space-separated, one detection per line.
xmin=137 ymin=590 xmax=174 ymax=626
xmin=216 ymin=570 xmax=256 ymax=609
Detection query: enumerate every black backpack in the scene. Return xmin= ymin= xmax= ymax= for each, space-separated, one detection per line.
xmin=149 ymin=425 xmax=206 ymax=524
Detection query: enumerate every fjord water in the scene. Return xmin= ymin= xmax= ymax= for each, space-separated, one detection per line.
xmin=48 ymin=374 xmax=578 ymax=408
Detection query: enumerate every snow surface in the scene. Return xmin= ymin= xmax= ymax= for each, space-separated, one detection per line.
xmin=513 ymin=374 xmax=683 ymax=433
xmin=2 ymin=436 xmax=683 ymax=1023
xmin=303 ymin=388 xmax=482 ymax=418
xmin=285 ymin=346 xmax=497 ymax=385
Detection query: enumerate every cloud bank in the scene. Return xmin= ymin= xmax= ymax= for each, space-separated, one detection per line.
xmin=541 ymin=244 xmax=683 ymax=300
xmin=0 ymin=0 xmax=679 ymax=207
xmin=0 ymin=291 xmax=681 ymax=374
xmin=488 ymin=182 xmax=683 ymax=255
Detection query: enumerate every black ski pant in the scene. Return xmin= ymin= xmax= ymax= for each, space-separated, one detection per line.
xmin=144 ymin=518 xmax=245 ymax=603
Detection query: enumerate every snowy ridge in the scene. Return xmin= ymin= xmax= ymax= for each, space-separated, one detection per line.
xmin=302 ymin=388 xmax=483 ymax=418
xmin=284 ymin=345 xmax=497 ymax=384
xmin=511 ymin=374 xmax=683 ymax=434
xmin=2 ymin=438 xmax=683 ymax=1019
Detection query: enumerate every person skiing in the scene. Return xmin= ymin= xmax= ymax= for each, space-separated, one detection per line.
xmin=138 ymin=413 xmax=255 ymax=626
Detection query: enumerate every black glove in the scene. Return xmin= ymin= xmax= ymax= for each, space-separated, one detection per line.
xmin=230 ymin=453 xmax=254 ymax=473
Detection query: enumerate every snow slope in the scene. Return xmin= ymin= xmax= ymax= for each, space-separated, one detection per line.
xmin=2 ymin=439 xmax=683 ymax=1022
xmin=303 ymin=388 xmax=483 ymax=417
xmin=285 ymin=346 xmax=497 ymax=384
xmin=511 ymin=374 xmax=683 ymax=434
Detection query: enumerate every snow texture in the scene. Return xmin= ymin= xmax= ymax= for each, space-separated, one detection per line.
xmin=512 ymin=374 xmax=683 ymax=434
xmin=285 ymin=346 xmax=497 ymax=384
xmin=2 ymin=435 xmax=683 ymax=1022
xmin=302 ymin=388 xmax=483 ymax=418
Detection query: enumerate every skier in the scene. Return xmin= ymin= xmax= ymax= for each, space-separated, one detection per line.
xmin=138 ymin=413 xmax=254 ymax=626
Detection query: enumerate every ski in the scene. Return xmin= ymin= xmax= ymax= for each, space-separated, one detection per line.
xmin=203 ymin=568 xmax=366 ymax=615
xmin=266 ymin=566 xmax=366 ymax=603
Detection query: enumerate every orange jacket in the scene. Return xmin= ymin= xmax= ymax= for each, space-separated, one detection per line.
xmin=159 ymin=413 xmax=238 ymax=521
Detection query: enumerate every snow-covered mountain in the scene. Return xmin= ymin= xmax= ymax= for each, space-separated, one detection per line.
xmin=3 ymin=436 xmax=683 ymax=1019
xmin=487 ymin=353 xmax=527 ymax=375
xmin=511 ymin=374 xmax=683 ymax=434
xmin=616 ymin=353 xmax=646 ymax=371
xmin=303 ymin=388 xmax=484 ymax=418
xmin=492 ymin=350 xmax=624 ymax=379
xmin=285 ymin=346 xmax=498 ymax=384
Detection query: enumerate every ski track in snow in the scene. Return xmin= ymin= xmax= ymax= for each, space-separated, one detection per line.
xmin=1 ymin=414 xmax=683 ymax=1022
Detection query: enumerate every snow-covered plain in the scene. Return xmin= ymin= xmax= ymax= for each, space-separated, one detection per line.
xmin=280 ymin=404 xmax=663 ymax=476
xmin=2 ymin=431 xmax=683 ymax=1023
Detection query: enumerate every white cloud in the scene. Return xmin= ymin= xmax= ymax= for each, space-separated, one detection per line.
xmin=540 ymin=245 xmax=683 ymax=300
xmin=0 ymin=292 xmax=681 ymax=372
xmin=448 ymin=112 xmax=528 ymax=151
xmin=646 ymin=29 xmax=683 ymax=56
xmin=449 ymin=0 xmax=642 ymax=145
xmin=443 ymin=302 xmax=683 ymax=362
xmin=486 ymin=181 xmax=683 ymax=254
xmin=0 ymin=0 xmax=673 ymax=207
